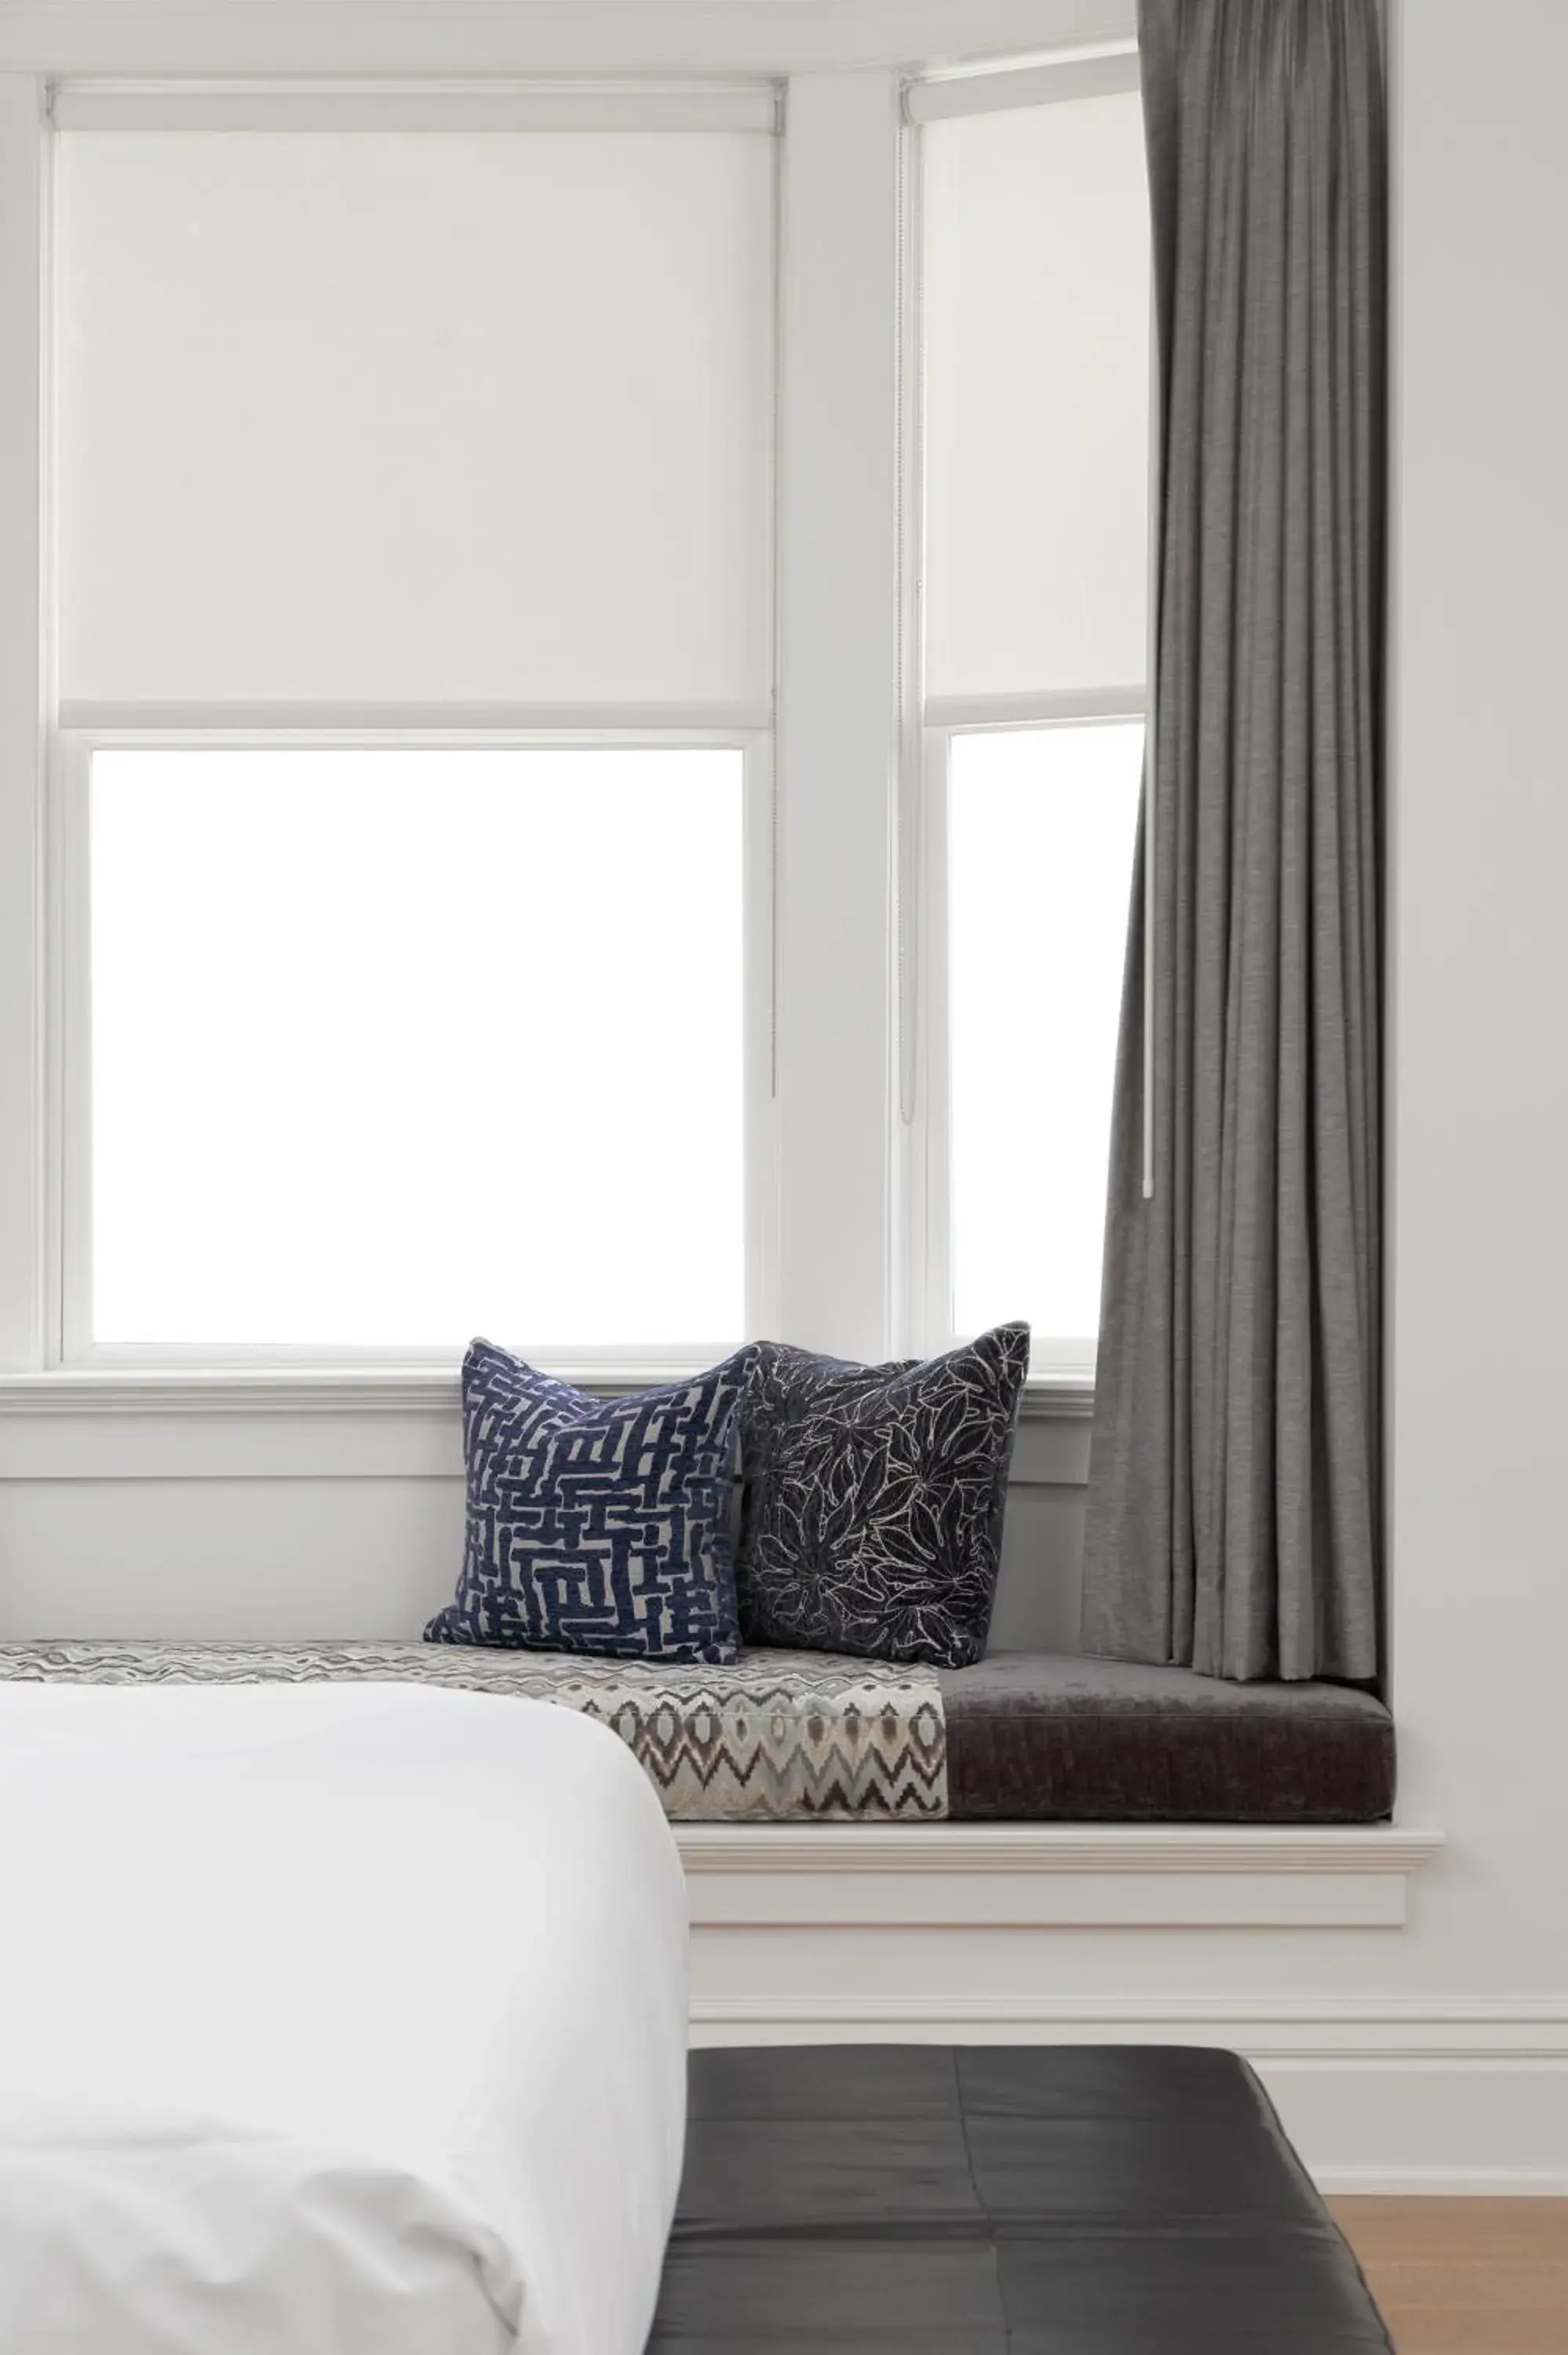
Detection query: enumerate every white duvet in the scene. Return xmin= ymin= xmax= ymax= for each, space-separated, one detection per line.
xmin=0 ymin=1682 xmax=688 ymax=2355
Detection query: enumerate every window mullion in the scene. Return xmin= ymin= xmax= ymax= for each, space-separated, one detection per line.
xmin=773 ymin=70 xmax=903 ymax=1362
xmin=0 ymin=78 xmax=47 ymax=1372
xmin=908 ymin=725 xmax=953 ymax=1360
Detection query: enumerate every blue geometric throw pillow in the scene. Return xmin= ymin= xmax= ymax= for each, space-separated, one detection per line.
xmin=735 ymin=1324 xmax=1030 ymax=1670
xmin=425 ymin=1340 xmax=756 ymax=1666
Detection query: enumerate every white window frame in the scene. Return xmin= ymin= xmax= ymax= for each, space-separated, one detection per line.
xmin=48 ymin=718 xmax=779 ymax=1377
xmin=899 ymin=47 xmax=1148 ymax=1388
xmin=35 ymin=78 xmax=790 ymax=1380
xmin=0 ymin=51 xmax=1143 ymax=1397
xmin=906 ymin=692 xmax=1147 ymax=1386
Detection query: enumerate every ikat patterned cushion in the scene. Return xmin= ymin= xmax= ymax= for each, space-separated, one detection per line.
xmin=735 ymin=1324 xmax=1030 ymax=1670
xmin=426 ymin=1339 xmax=756 ymax=1666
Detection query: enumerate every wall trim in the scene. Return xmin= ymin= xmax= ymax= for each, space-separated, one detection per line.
xmin=0 ymin=1368 xmax=464 ymax=1416
xmin=685 ymin=1989 xmax=1568 ymax=2189
xmin=49 ymin=81 xmax=784 ymax=133
xmin=1318 ymin=2167 xmax=1568 ymax=2197
xmin=1020 ymin=1378 xmax=1094 ymax=1421
xmin=678 ymin=1824 xmax=1441 ymax=1876
xmin=0 ymin=1369 xmax=1092 ymax=1484
xmin=686 ymin=1992 xmax=1568 ymax=2059
xmin=1 ymin=4 xmax=1140 ymax=81
xmin=678 ymin=1824 xmax=1442 ymax=1929
xmin=0 ymin=1367 xmax=1088 ymax=1417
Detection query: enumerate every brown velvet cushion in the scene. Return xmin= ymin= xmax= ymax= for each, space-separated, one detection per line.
xmin=938 ymin=1652 xmax=1395 ymax=1823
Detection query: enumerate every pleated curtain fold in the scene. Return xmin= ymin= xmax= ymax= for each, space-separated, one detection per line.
xmin=1082 ymin=0 xmax=1387 ymax=1681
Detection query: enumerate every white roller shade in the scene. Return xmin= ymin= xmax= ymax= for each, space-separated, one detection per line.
xmin=57 ymin=128 xmax=775 ymax=707
xmin=921 ymin=90 xmax=1150 ymax=701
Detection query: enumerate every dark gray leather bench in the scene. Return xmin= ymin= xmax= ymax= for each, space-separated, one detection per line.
xmin=649 ymin=2045 xmax=1392 ymax=2352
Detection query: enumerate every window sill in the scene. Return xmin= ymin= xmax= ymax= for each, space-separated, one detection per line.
xmin=0 ymin=1366 xmax=1094 ymax=1420
xmin=0 ymin=1366 xmax=464 ymax=1416
xmin=1021 ymin=1375 xmax=1095 ymax=1420
xmin=0 ymin=1364 xmax=1092 ymax=1481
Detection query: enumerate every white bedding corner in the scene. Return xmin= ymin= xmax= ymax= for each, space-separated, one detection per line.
xmin=0 ymin=1680 xmax=688 ymax=2355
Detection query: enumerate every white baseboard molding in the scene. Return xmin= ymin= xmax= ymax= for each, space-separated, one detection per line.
xmin=686 ymin=1994 xmax=1568 ymax=2191
xmin=676 ymin=1823 xmax=1443 ymax=1928
xmin=687 ymin=1994 xmax=1568 ymax=2056
xmin=1317 ymin=2165 xmax=1568 ymax=2196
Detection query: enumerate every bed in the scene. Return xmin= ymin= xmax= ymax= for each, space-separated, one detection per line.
xmin=0 ymin=1681 xmax=687 ymax=2355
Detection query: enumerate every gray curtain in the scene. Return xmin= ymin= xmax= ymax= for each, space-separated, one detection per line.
xmin=1082 ymin=0 xmax=1386 ymax=1682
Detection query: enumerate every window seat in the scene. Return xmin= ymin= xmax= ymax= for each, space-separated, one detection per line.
xmin=0 ymin=1641 xmax=1393 ymax=1827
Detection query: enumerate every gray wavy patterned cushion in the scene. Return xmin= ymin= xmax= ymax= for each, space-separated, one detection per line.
xmin=735 ymin=1324 xmax=1030 ymax=1669
xmin=0 ymin=1642 xmax=947 ymax=1823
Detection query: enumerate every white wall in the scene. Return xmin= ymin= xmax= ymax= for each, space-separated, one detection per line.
xmin=1380 ymin=0 xmax=1568 ymax=2086
xmin=2 ymin=0 xmax=1568 ymax=2192
xmin=0 ymin=1 xmax=1137 ymax=77
xmin=0 ymin=1403 xmax=1087 ymax=1650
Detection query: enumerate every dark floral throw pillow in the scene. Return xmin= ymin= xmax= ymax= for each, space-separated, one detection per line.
xmin=735 ymin=1324 xmax=1030 ymax=1669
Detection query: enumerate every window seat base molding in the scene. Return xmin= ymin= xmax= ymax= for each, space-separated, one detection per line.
xmin=677 ymin=1821 xmax=1442 ymax=1928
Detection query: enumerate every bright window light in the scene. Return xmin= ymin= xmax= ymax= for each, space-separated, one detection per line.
xmin=86 ymin=747 xmax=746 ymax=1351
xmin=948 ymin=723 xmax=1143 ymax=1355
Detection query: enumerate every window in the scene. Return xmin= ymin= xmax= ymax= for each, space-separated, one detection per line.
xmin=82 ymin=745 xmax=746 ymax=1353
xmin=24 ymin=63 xmax=1151 ymax=1386
xmin=946 ymin=722 xmax=1143 ymax=1344
xmin=51 ymin=94 xmax=776 ymax=1364
xmin=917 ymin=68 xmax=1151 ymax=1373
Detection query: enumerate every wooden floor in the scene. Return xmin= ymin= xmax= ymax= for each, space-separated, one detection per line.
xmin=1329 ymin=2200 xmax=1568 ymax=2353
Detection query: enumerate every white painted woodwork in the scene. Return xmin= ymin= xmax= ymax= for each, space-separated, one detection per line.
xmin=772 ymin=69 xmax=900 ymax=1358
